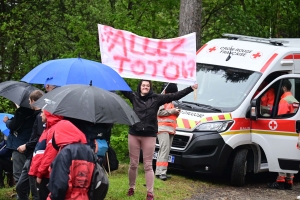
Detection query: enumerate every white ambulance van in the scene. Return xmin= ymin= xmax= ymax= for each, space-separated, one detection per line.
xmin=153 ymin=34 xmax=300 ymax=186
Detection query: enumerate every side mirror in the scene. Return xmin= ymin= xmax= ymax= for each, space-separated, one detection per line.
xmin=250 ymin=99 xmax=258 ymax=120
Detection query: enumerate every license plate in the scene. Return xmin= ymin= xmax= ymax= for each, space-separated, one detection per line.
xmin=153 ymin=152 xmax=175 ymax=163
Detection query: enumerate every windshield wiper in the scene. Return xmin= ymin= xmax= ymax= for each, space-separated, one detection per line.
xmin=182 ymin=101 xmax=223 ymax=112
xmin=174 ymin=100 xmax=193 ymax=108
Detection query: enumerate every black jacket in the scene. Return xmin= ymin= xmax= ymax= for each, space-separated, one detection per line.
xmin=122 ymin=85 xmax=193 ymax=137
xmin=25 ymin=110 xmax=44 ymax=158
xmin=6 ymin=107 xmax=36 ymax=150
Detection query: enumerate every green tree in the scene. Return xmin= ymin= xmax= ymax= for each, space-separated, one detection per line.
xmin=1 ymin=0 xmax=300 ymax=160
xmin=179 ymin=0 xmax=202 ymax=49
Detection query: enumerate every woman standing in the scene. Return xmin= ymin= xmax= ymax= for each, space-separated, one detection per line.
xmin=122 ymin=80 xmax=198 ymax=200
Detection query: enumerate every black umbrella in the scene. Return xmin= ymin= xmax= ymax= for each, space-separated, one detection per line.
xmin=0 ymin=81 xmax=41 ymax=108
xmin=33 ymin=84 xmax=140 ymax=125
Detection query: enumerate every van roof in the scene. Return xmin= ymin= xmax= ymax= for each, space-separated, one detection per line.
xmin=196 ymin=34 xmax=300 ymax=73
xmin=222 ymin=33 xmax=300 ymax=47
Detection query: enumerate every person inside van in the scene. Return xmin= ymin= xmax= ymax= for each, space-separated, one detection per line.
xmin=277 ymin=79 xmax=299 ymax=115
xmin=254 ymin=81 xmax=275 ymax=116
xmin=253 ymin=81 xmax=268 ymax=98
xmin=268 ymin=79 xmax=299 ymax=190
xmin=261 ymin=87 xmax=275 ymax=108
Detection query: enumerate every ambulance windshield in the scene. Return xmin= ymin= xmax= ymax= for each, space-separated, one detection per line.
xmin=177 ymin=63 xmax=261 ymax=112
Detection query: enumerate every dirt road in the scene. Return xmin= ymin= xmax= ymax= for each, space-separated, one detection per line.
xmin=170 ymin=170 xmax=300 ymax=200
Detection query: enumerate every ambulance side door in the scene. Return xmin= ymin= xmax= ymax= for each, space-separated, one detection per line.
xmin=251 ymin=77 xmax=300 ymax=173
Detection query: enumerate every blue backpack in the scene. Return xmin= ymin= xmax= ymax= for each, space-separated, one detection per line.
xmin=95 ymin=139 xmax=108 ymax=157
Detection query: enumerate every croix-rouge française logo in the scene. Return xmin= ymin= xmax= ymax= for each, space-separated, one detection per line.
xmin=268 ymin=120 xmax=278 ymax=130
xmin=251 ymin=51 xmax=263 ymax=59
xmin=206 ymin=46 xmax=218 ymax=53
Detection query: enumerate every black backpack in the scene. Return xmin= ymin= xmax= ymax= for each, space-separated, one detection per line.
xmin=89 ymin=154 xmax=109 ymax=200
xmin=102 ymin=145 xmax=119 ymax=172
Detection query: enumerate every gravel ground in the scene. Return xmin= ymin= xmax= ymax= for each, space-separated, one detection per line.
xmin=171 ymin=170 xmax=300 ymax=200
xmin=186 ymin=182 xmax=300 ymax=200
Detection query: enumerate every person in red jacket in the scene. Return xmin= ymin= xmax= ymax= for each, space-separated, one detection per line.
xmin=277 ymin=79 xmax=299 ymax=115
xmin=155 ymin=83 xmax=180 ymax=181
xmin=268 ymin=79 xmax=299 ymax=190
xmin=253 ymin=80 xmax=275 ymax=116
xmin=261 ymin=88 xmax=275 ymax=109
xmin=253 ymin=80 xmax=269 ymax=98
xmin=28 ymin=110 xmax=63 ymax=200
xmin=47 ymin=120 xmax=95 ymax=200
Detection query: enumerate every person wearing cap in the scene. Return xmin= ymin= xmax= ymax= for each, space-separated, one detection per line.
xmin=44 ymin=84 xmax=57 ymax=93
xmin=155 ymin=83 xmax=180 ymax=181
xmin=44 ymin=77 xmax=58 ymax=93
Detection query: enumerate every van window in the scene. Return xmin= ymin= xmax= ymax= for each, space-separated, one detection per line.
xmin=177 ymin=63 xmax=261 ymax=112
xmin=259 ymin=78 xmax=300 ymax=118
xmin=275 ymin=78 xmax=300 ymax=117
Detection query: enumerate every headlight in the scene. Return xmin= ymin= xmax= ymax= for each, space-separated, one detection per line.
xmin=194 ymin=120 xmax=233 ymax=132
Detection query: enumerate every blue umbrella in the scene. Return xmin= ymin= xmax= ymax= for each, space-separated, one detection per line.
xmin=21 ymin=58 xmax=131 ymax=91
xmin=0 ymin=113 xmax=14 ymax=136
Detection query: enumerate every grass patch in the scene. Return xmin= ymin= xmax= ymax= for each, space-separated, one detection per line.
xmin=0 ymin=163 xmax=202 ymax=200
xmin=106 ymin=164 xmax=196 ymax=200
xmin=0 ymin=178 xmax=16 ymax=200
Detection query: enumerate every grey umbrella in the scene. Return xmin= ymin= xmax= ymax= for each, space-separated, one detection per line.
xmin=0 ymin=81 xmax=41 ymax=108
xmin=33 ymin=84 xmax=140 ymax=125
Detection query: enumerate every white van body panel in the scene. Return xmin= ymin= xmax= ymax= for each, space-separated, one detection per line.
xmin=157 ymin=36 xmax=300 ymax=186
xmin=196 ymin=40 xmax=300 ymax=173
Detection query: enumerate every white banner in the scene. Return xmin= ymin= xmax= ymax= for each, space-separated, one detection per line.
xmin=98 ymin=24 xmax=197 ymax=85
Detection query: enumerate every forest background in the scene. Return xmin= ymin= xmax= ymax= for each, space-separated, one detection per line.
xmin=1 ymin=0 xmax=300 ymax=161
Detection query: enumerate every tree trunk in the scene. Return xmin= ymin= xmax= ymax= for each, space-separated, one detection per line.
xmin=179 ymin=0 xmax=202 ymax=50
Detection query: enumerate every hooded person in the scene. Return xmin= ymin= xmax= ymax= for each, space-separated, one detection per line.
xmin=28 ymin=110 xmax=64 ymax=200
xmin=47 ymin=120 xmax=96 ymax=200
xmin=121 ymin=80 xmax=198 ymax=200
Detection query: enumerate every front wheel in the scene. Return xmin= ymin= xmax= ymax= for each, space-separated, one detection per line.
xmin=231 ymin=149 xmax=248 ymax=186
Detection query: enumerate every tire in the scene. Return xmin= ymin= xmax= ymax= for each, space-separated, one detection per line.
xmin=231 ymin=148 xmax=248 ymax=186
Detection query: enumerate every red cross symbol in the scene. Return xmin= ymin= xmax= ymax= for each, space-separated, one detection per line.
xmin=252 ymin=52 xmax=261 ymax=59
xmin=268 ymin=120 xmax=277 ymax=130
xmin=208 ymin=46 xmax=216 ymax=52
